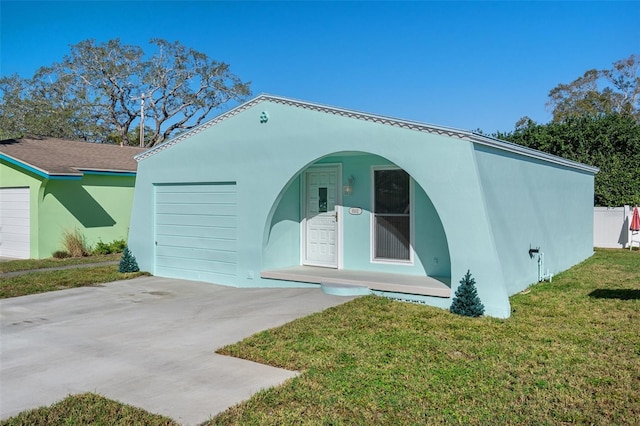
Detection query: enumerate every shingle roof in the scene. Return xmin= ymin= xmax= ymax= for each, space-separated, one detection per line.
xmin=0 ymin=136 xmax=147 ymax=177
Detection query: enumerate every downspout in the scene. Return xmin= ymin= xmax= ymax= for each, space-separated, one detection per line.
xmin=529 ymin=247 xmax=553 ymax=283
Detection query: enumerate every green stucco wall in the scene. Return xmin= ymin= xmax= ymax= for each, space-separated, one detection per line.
xmin=129 ymin=99 xmax=596 ymax=318
xmin=2 ymin=159 xmax=136 ymax=258
xmin=40 ymin=174 xmax=136 ymax=257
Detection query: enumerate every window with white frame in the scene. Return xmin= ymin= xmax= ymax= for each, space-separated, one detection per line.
xmin=372 ymin=168 xmax=411 ymax=261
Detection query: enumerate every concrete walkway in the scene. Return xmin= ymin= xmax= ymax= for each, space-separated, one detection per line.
xmin=0 ymin=276 xmax=355 ymax=425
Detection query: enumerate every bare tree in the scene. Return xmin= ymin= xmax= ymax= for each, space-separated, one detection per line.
xmin=0 ymin=39 xmax=251 ymax=146
xmin=0 ymin=74 xmax=88 ymax=140
xmin=143 ymin=39 xmax=250 ymax=146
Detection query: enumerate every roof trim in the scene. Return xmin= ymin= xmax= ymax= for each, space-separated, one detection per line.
xmin=134 ymin=94 xmax=599 ymax=174
xmin=79 ymin=170 xmax=137 ymax=177
xmin=1 ymin=153 xmax=81 ymax=180
xmin=1 ymin=154 xmax=137 ymax=180
xmin=468 ymin=133 xmax=599 ymax=173
xmin=2 ymin=153 xmax=51 ymax=179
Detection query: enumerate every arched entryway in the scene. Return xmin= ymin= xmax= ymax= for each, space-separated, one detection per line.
xmin=261 ymin=151 xmax=452 ymax=298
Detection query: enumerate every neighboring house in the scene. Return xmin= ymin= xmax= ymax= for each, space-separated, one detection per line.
xmin=128 ymin=95 xmax=598 ymax=318
xmin=0 ymin=136 xmax=146 ymax=259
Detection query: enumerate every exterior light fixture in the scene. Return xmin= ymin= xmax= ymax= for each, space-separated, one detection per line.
xmin=344 ymin=175 xmax=355 ymax=196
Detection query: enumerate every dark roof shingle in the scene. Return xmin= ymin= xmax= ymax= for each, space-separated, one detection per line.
xmin=0 ymin=136 xmax=147 ymax=176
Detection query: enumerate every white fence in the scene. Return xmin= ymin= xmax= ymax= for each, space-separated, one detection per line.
xmin=593 ymin=205 xmax=637 ymax=248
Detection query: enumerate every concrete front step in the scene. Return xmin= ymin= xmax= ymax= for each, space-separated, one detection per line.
xmin=321 ymin=282 xmax=372 ymax=296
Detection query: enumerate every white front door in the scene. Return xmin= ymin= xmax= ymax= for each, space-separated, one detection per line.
xmin=304 ymin=167 xmax=339 ymax=267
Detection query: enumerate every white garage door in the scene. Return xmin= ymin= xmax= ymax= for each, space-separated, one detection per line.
xmin=154 ymin=183 xmax=237 ymax=285
xmin=0 ymin=187 xmax=30 ymax=259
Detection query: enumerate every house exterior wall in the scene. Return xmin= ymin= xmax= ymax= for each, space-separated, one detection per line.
xmin=263 ymin=175 xmax=301 ymax=270
xmin=473 ymin=145 xmax=595 ymax=294
xmin=40 ymin=174 xmax=136 ymax=257
xmin=130 ymin=100 xmax=516 ymax=317
xmin=1 ymin=160 xmax=45 ymax=258
xmin=129 ymin=98 xmax=597 ymax=317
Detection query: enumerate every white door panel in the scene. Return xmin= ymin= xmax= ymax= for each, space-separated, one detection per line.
xmin=0 ymin=187 xmax=30 ymax=259
xmin=304 ymin=167 xmax=339 ymax=267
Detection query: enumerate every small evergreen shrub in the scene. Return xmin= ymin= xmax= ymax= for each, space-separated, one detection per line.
xmin=62 ymin=228 xmax=89 ymax=257
xmin=450 ymin=270 xmax=485 ymax=317
xmin=119 ymin=246 xmax=140 ymax=273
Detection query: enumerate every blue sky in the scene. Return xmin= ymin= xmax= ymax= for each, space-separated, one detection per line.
xmin=1 ymin=1 xmax=639 ymax=133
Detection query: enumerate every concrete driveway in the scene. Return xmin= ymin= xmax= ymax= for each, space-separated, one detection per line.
xmin=0 ymin=276 xmax=355 ymax=425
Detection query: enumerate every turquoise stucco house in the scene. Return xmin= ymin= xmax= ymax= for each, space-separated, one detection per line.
xmin=128 ymin=95 xmax=598 ymax=318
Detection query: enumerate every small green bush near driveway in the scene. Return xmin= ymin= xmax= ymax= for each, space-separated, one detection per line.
xmin=93 ymin=238 xmax=127 ymax=255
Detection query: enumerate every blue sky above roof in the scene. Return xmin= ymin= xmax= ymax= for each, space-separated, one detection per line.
xmin=1 ymin=1 xmax=638 ymax=134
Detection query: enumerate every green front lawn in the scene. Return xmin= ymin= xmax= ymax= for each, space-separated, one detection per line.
xmin=2 ymin=393 xmax=177 ymax=426
xmin=0 ymin=265 xmax=147 ymax=299
xmin=214 ymin=248 xmax=639 ymax=424
xmin=3 ymin=249 xmax=639 ymax=425
xmin=0 ymin=253 xmax=121 ymax=273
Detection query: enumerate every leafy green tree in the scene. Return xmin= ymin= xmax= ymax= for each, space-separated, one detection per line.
xmin=0 ymin=38 xmax=250 ymax=146
xmin=547 ymin=54 xmax=639 ymax=123
xmin=497 ymin=114 xmax=640 ymax=206
xmin=0 ymin=74 xmax=90 ymax=140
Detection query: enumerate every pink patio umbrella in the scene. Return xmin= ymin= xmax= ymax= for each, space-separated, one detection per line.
xmin=631 ymin=205 xmax=640 ymax=232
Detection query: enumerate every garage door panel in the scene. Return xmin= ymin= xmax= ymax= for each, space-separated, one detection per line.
xmin=157 ymin=192 xmax=236 ymax=205
xmin=154 ymin=183 xmax=237 ymax=286
xmin=155 ymin=267 xmax=235 ymax=285
xmin=155 ymin=203 xmax=236 ymax=216
xmin=155 ymin=245 xmax=236 ymax=263
xmin=155 ymin=256 xmax=236 ymax=275
xmin=0 ymin=238 xmax=31 ymax=259
xmin=156 ymin=235 xmax=235 ymax=251
xmin=1 ymin=224 xmax=30 ymax=236
xmin=0 ymin=187 xmax=29 ymax=199
xmin=155 ymin=214 xmax=236 ymax=228
xmin=0 ymin=207 xmax=29 ymax=218
xmin=0 ymin=187 xmax=30 ymax=259
xmin=156 ymin=224 xmax=236 ymax=240
xmin=157 ymin=184 xmax=236 ymax=194
xmin=1 ymin=216 xmax=29 ymax=227
xmin=1 ymin=239 xmax=29 ymax=250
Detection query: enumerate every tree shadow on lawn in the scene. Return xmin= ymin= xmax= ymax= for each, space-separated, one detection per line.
xmin=588 ymin=289 xmax=640 ymax=300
